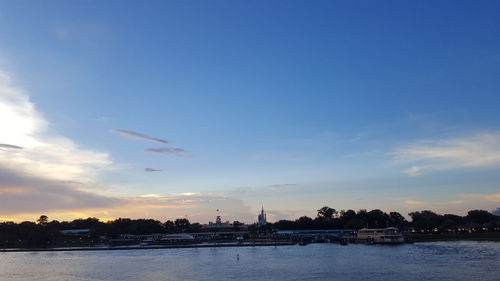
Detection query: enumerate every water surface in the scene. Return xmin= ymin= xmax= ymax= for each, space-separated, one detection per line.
xmin=1 ymin=241 xmax=499 ymax=281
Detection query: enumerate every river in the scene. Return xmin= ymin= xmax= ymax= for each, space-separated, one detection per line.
xmin=1 ymin=241 xmax=499 ymax=281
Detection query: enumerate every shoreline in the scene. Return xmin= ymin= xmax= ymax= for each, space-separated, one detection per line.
xmin=3 ymin=238 xmax=500 ymax=253
xmin=0 ymin=241 xmax=295 ymax=253
xmin=410 ymin=233 xmax=500 ymax=242
xmin=412 ymin=237 xmax=500 ymax=242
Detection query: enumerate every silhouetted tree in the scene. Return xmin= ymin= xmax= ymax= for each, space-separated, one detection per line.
xmin=389 ymin=212 xmax=408 ymax=228
xmin=344 ymin=218 xmax=367 ymax=230
xmin=357 ymin=209 xmax=368 ymax=220
xmin=3 ymin=207 xmax=500 ymax=249
xmin=187 ymin=223 xmax=202 ymax=233
xmin=233 ymin=221 xmax=244 ymax=228
xmin=339 ymin=210 xmax=357 ymax=220
xmin=409 ymin=210 xmax=442 ymax=230
xmin=295 ymin=216 xmax=314 ymax=229
xmin=164 ymin=220 xmax=175 ymax=233
xmin=366 ymin=209 xmax=389 ymax=228
xmin=440 ymin=214 xmax=464 ymax=229
xmin=337 ymin=210 xmax=357 ymax=228
xmin=37 ymin=215 xmax=49 ymax=226
xmin=174 ymin=218 xmax=190 ymax=232
xmin=273 ymin=220 xmax=296 ymax=230
xmin=317 ymin=206 xmax=337 ymax=221
xmin=467 ymin=210 xmax=494 ymax=224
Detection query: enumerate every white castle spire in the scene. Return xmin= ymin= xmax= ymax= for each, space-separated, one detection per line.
xmin=257 ymin=205 xmax=267 ymax=226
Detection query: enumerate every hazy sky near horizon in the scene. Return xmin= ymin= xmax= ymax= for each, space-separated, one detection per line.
xmin=0 ymin=0 xmax=499 ymax=223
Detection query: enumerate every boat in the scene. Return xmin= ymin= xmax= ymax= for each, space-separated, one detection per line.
xmin=108 ymin=238 xmax=139 ymax=246
xmin=356 ymin=227 xmax=404 ymax=244
xmin=297 ymin=240 xmax=310 ymax=246
xmin=154 ymin=234 xmax=198 ymax=245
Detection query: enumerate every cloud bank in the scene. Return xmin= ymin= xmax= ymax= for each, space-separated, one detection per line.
xmin=0 ymin=71 xmax=117 ymax=219
xmin=0 ymin=71 xmax=247 ymax=223
xmin=0 ymin=72 xmax=113 ymax=182
xmin=392 ymin=132 xmax=500 ymax=176
xmin=0 ymin=166 xmax=121 ymax=215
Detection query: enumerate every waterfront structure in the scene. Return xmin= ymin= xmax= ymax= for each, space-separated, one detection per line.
xmin=207 ymin=215 xmax=232 ymax=229
xmin=257 ymin=206 xmax=267 ymax=226
xmin=356 ymin=227 xmax=404 ymax=244
xmin=155 ymin=234 xmax=197 ymax=245
xmin=276 ymin=229 xmax=354 ymax=244
xmin=59 ymin=229 xmax=91 ymax=235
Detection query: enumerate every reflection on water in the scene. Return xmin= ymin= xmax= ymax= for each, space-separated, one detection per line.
xmin=1 ymin=241 xmax=499 ymax=281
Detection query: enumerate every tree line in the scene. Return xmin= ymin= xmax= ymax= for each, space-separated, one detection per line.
xmin=0 ymin=207 xmax=498 ymax=248
xmin=266 ymin=207 xmax=499 ymax=231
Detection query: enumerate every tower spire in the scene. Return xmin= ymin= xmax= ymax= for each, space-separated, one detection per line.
xmin=258 ymin=205 xmax=267 ymax=226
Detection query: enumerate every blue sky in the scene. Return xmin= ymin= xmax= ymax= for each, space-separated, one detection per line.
xmin=0 ymin=1 xmax=499 ymax=222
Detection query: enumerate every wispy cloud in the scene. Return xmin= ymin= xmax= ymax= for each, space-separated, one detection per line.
xmin=144 ymin=168 xmax=162 ymax=172
xmin=403 ymin=199 xmax=464 ymax=206
xmin=392 ymin=132 xmax=500 ymax=176
xmin=0 ymin=144 xmax=23 ymax=150
xmin=145 ymin=147 xmax=192 ymax=157
xmin=461 ymin=193 xmax=500 ymax=203
xmin=227 ymin=183 xmax=300 ymax=198
xmin=114 ymin=129 xmax=169 ymax=144
xmin=269 ymin=183 xmax=296 ymax=191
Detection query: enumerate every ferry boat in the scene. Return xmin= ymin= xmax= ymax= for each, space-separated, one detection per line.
xmin=356 ymin=227 xmax=404 ymax=244
xmin=155 ymin=234 xmax=198 ymax=245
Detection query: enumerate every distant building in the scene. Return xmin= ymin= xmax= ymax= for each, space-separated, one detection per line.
xmin=59 ymin=229 xmax=92 ymax=238
xmin=257 ymin=206 xmax=267 ymax=226
xmin=59 ymin=229 xmax=91 ymax=235
xmin=207 ymin=215 xmax=232 ymax=228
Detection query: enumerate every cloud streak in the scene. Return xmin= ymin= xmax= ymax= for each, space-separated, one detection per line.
xmin=0 ymin=144 xmax=23 ymax=150
xmin=114 ymin=129 xmax=170 ymax=144
xmin=461 ymin=193 xmax=500 ymax=203
xmin=144 ymin=168 xmax=162 ymax=172
xmin=392 ymin=132 xmax=500 ymax=176
xmin=269 ymin=183 xmax=297 ymax=191
xmin=403 ymin=199 xmax=464 ymax=206
xmin=145 ymin=147 xmax=192 ymax=157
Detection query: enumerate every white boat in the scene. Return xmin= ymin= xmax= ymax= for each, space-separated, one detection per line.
xmin=155 ymin=234 xmax=197 ymax=245
xmin=356 ymin=227 xmax=404 ymax=244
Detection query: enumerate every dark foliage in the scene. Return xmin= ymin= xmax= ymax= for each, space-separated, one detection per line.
xmin=1 ymin=207 xmax=499 ymax=248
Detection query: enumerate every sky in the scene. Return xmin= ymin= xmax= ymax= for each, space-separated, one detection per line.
xmin=0 ymin=0 xmax=499 ymax=223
